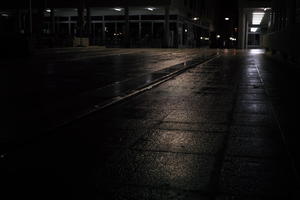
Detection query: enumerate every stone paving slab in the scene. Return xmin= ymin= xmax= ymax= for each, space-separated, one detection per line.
xmin=3 ymin=48 xmax=217 ymax=154
xmin=2 ymin=50 xmax=299 ymax=199
xmin=132 ymin=130 xmax=225 ymax=155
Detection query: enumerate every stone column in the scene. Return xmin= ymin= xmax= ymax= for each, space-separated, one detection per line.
xmin=138 ymin=15 xmax=142 ymax=40
xmin=175 ymin=19 xmax=179 ymax=48
xmin=87 ymin=7 xmax=92 ymax=36
xmin=87 ymin=7 xmax=92 ymax=45
xmin=164 ymin=6 xmax=170 ymax=48
xmin=36 ymin=9 xmax=45 ymax=36
xmin=151 ymin=22 xmax=154 ymax=36
xmin=245 ymin=15 xmax=248 ymax=49
xmin=28 ymin=0 xmax=33 ymax=35
xmin=50 ymin=8 xmax=55 ymax=34
xmin=102 ymin=22 xmax=106 ymax=43
xmin=124 ymin=6 xmax=130 ymax=47
xmin=15 ymin=9 xmax=22 ymax=34
xmin=68 ymin=17 xmax=71 ymax=35
xmin=77 ymin=6 xmax=84 ymax=37
xmin=77 ymin=0 xmax=86 ymax=38
xmin=238 ymin=8 xmax=246 ymax=49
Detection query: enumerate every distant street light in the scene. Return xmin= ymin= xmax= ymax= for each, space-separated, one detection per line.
xmin=225 ymin=17 xmax=230 ymax=21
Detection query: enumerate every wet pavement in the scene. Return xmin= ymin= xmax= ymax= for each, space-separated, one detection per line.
xmin=2 ymin=49 xmax=300 ymax=199
xmin=4 ymin=48 xmax=216 ymax=153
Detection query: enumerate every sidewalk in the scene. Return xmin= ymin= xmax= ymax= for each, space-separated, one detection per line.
xmin=2 ymin=49 xmax=299 ymax=199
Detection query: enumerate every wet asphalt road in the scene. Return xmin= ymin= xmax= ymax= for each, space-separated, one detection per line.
xmin=2 ymin=49 xmax=300 ymax=199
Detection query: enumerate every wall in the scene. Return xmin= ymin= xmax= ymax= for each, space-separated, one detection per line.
xmin=262 ymin=0 xmax=300 ymax=63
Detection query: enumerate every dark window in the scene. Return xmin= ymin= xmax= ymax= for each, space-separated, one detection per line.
xmin=141 ymin=15 xmax=164 ymax=20
xmin=44 ymin=16 xmax=50 ymax=22
xmin=170 ymin=22 xmax=177 ymax=31
xmin=141 ymin=22 xmax=151 ymax=37
xmin=130 ymin=23 xmax=139 ymax=38
xmin=57 ymin=17 xmax=69 ymax=21
xmin=129 ymin=15 xmax=139 ymax=20
xmin=170 ymin=15 xmax=177 ymax=20
xmin=93 ymin=23 xmax=103 ymax=37
xmin=153 ymin=23 xmax=164 ymax=39
xmin=116 ymin=22 xmax=124 ymax=33
xmin=105 ymin=23 xmax=115 ymax=38
xmin=71 ymin=16 xmax=78 ymax=21
xmin=91 ymin=16 xmax=103 ymax=20
xmin=104 ymin=15 xmax=125 ymax=20
xmin=58 ymin=23 xmax=69 ymax=34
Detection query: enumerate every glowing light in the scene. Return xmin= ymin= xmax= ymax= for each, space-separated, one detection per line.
xmin=252 ymin=12 xmax=265 ymax=25
xmin=250 ymin=49 xmax=265 ymax=54
xmin=229 ymin=37 xmax=237 ymax=41
xmin=193 ymin=17 xmax=199 ymax=21
xmin=185 ymin=29 xmax=188 ymax=33
xmin=113 ymin=8 xmax=123 ymax=12
xmin=204 ymin=37 xmax=209 ymax=41
xmin=45 ymin=9 xmax=51 ymax=13
xmin=146 ymin=7 xmax=155 ymax=11
xmin=216 ymin=35 xmax=221 ymax=39
xmin=250 ymin=27 xmax=258 ymax=32
xmin=225 ymin=17 xmax=230 ymax=21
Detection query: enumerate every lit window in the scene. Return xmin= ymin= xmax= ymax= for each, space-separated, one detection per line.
xmin=250 ymin=27 xmax=258 ymax=32
xmin=252 ymin=12 xmax=264 ymax=25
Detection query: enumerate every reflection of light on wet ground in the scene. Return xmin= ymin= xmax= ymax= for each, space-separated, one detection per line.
xmin=143 ymin=131 xmax=195 ymax=183
xmin=249 ymin=49 xmax=265 ymax=55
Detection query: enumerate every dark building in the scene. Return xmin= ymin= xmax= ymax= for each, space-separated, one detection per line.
xmin=0 ymin=0 xmax=217 ymax=48
xmin=212 ymin=0 xmax=239 ymax=49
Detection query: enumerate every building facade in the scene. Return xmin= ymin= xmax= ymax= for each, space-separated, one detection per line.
xmin=238 ymin=0 xmax=300 ymax=63
xmin=0 ymin=0 xmax=216 ymax=48
xmin=237 ymin=0 xmax=272 ymax=49
xmin=263 ymin=0 xmax=300 ymax=62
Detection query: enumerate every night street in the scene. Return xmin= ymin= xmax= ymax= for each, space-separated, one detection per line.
xmin=3 ymin=49 xmax=300 ymax=199
xmin=2 ymin=0 xmax=300 ymax=199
